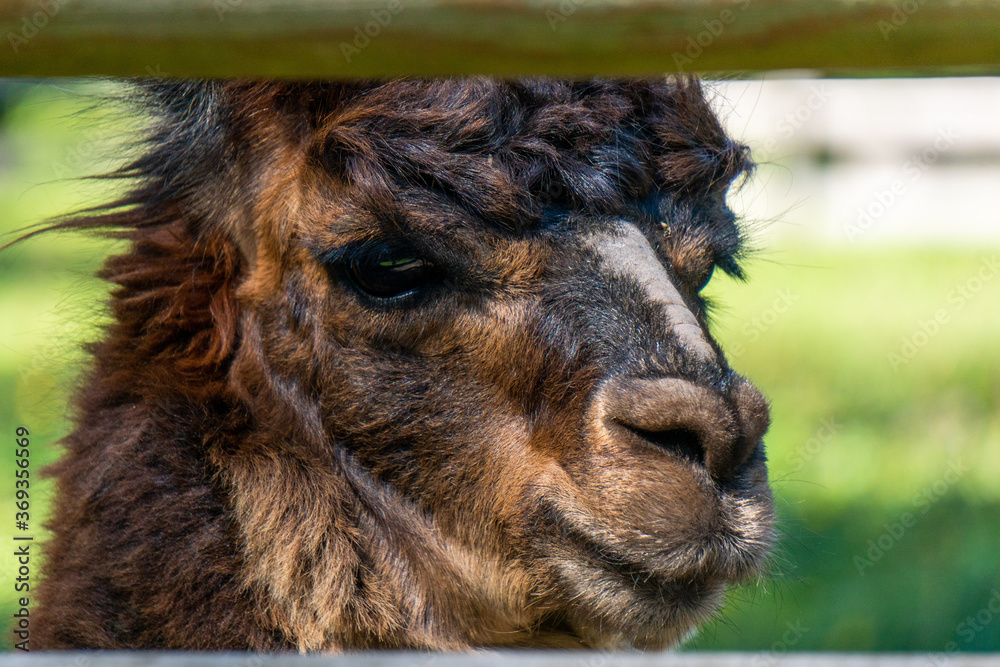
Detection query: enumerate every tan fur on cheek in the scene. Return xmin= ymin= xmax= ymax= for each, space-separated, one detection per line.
xmin=224 ymin=447 xmax=552 ymax=651
xmin=220 ymin=325 xmax=546 ymax=650
xmin=224 ymin=456 xmax=397 ymax=651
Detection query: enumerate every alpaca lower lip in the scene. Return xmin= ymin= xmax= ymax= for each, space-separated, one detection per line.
xmin=545 ymin=493 xmax=772 ymax=651
xmin=612 ymin=520 xmax=770 ymax=585
xmin=549 ymin=530 xmax=752 ymax=651
xmin=538 ymin=481 xmax=773 ymax=587
xmin=585 ymin=540 xmax=763 ymax=588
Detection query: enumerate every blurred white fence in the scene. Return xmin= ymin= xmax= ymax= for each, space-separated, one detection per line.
xmin=716 ymin=77 xmax=1000 ymax=247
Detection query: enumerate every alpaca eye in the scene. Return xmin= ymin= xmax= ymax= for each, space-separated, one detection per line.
xmin=345 ymin=246 xmax=437 ymax=300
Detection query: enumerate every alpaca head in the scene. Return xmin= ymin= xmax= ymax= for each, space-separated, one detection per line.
xmin=43 ymin=78 xmax=773 ymax=651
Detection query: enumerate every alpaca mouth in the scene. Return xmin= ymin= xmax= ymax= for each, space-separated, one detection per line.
xmin=532 ymin=461 xmax=774 ymax=649
xmin=553 ymin=485 xmax=773 ymax=587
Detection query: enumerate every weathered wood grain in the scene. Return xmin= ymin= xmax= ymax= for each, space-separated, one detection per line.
xmin=0 ymin=0 xmax=998 ymax=77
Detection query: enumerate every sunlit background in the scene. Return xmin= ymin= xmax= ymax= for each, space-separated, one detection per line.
xmin=0 ymin=76 xmax=997 ymax=653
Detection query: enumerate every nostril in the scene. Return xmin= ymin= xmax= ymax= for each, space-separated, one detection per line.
xmin=624 ymin=425 xmax=705 ymax=467
xmin=598 ymin=377 xmax=747 ymax=480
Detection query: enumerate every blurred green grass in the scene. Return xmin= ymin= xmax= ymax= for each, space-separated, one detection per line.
xmin=0 ymin=81 xmax=997 ymax=652
xmin=690 ymin=248 xmax=1000 ymax=652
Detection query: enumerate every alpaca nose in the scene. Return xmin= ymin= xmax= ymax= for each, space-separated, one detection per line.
xmin=598 ymin=376 xmax=770 ymax=481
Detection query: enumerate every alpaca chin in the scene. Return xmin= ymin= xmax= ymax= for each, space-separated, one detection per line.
xmin=533 ymin=452 xmax=773 ymax=649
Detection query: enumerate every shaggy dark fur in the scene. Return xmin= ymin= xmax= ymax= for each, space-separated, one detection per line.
xmin=30 ymin=78 xmax=773 ymax=651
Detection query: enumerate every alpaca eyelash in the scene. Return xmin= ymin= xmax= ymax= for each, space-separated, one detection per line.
xmin=654 ymin=223 xmax=729 ymax=290
xmin=697 ymin=264 xmax=716 ymax=292
xmin=320 ymin=238 xmax=413 ymax=267
xmin=328 ymin=239 xmax=447 ymax=306
xmin=346 ymin=240 xmax=416 ymax=264
xmin=714 ymin=252 xmax=744 ymax=280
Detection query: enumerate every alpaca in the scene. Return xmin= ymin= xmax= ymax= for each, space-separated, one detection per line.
xmin=31 ymin=78 xmax=773 ymax=651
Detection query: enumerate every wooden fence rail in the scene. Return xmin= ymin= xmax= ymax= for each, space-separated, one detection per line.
xmin=1 ymin=0 xmax=999 ymax=78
